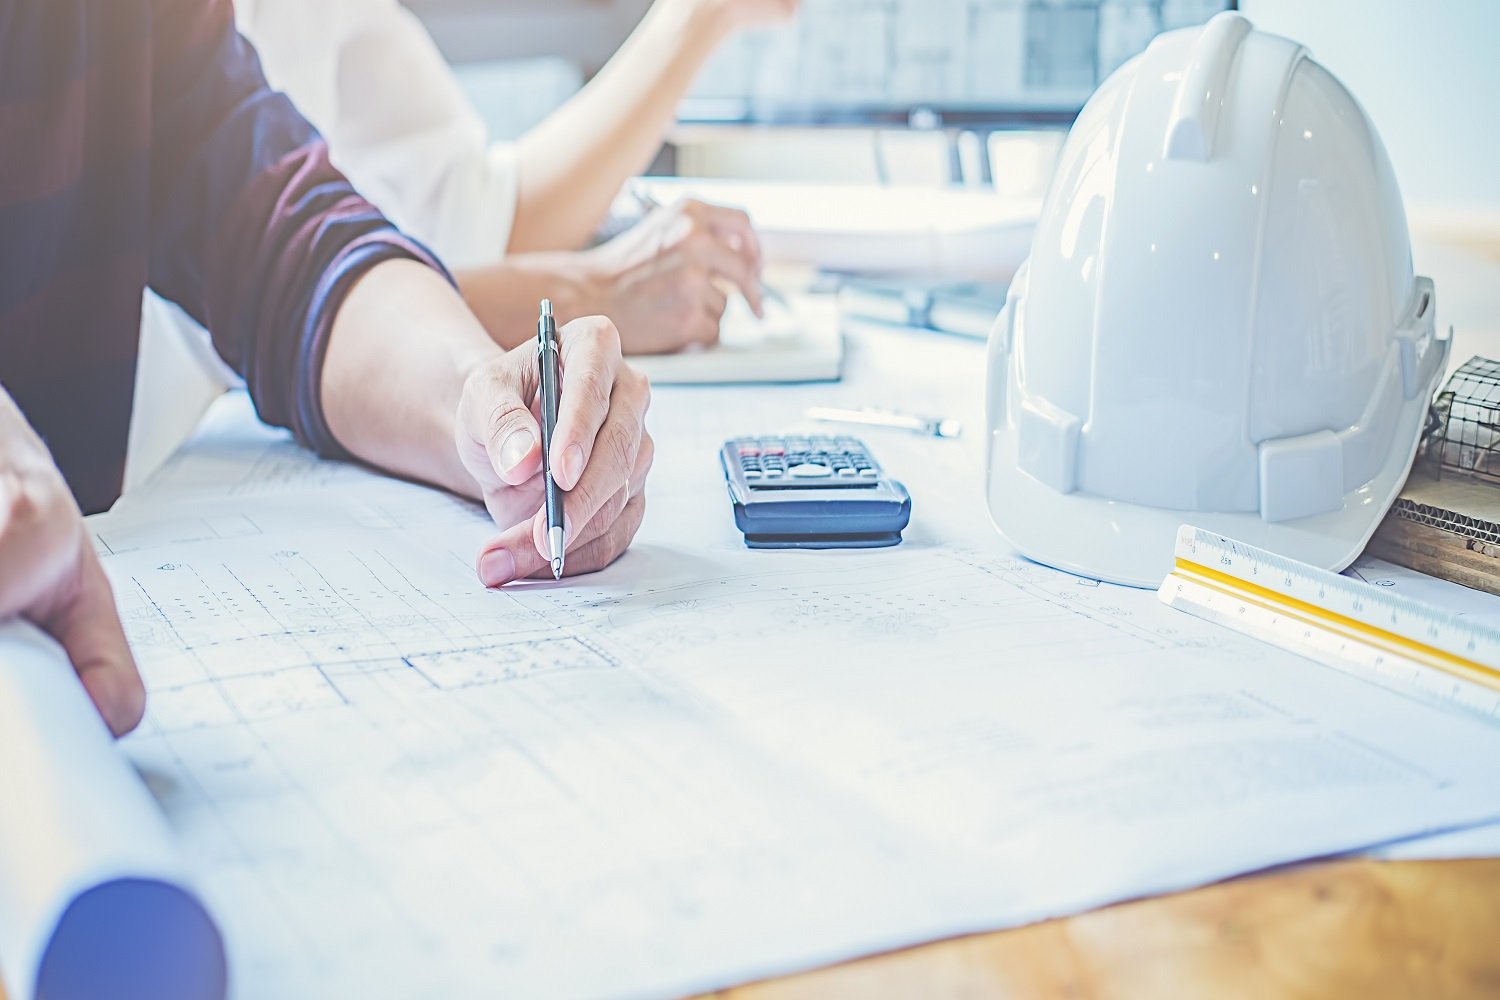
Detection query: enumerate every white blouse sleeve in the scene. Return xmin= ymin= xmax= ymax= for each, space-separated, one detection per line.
xmin=235 ymin=0 xmax=519 ymax=270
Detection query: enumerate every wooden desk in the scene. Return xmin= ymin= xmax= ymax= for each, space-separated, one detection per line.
xmin=712 ymin=859 xmax=1500 ymax=999
xmin=1 ymin=859 xmax=1495 ymax=999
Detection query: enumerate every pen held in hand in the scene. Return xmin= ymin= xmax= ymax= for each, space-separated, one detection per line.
xmin=537 ymin=299 xmax=566 ymax=580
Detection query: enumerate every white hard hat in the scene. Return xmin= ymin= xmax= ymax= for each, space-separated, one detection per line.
xmin=985 ymin=11 xmax=1451 ymax=588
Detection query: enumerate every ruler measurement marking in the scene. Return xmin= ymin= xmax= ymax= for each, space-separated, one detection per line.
xmin=1173 ymin=557 xmax=1500 ymax=691
xmin=1163 ymin=527 xmax=1500 ymax=722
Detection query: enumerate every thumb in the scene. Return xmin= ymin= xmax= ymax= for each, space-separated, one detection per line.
xmin=463 ymin=349 xmax=544 ymax=487
xmin=38 ymin=547 xmax=145 ymax=737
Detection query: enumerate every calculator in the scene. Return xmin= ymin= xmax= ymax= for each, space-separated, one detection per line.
xmin=720 ymin=435 xmax=912 ymax=549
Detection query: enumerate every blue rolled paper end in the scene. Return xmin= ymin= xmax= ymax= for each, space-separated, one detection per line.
xmin=35 ymin=878 xmax=225 ymax=1000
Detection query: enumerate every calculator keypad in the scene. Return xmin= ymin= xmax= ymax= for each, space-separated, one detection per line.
xmin=730 ymin=436 xmax=880 ymax=489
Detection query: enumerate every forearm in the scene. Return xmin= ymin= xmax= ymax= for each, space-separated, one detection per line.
xmin=508 ymin=0 xmax=733 ymax=253
xmin=455 ymin=255 xmax=599 ymax=350
xmin=320 ymin=259 xmax=504 ymax=497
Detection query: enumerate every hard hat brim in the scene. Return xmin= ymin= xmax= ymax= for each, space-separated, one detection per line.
xmin=984 ymin=353 xmax=1446 ymax=589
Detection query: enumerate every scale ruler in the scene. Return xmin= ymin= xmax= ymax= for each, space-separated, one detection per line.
xmin=1160 ymin=525 xmax=1500 ymax=724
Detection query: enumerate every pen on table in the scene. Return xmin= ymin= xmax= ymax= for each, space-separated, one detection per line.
xmin=806 ymin=406 xmax=963 ymax=439
xmin=627 ymin=183 xmax=791 ymax=313
xmin=537 ymin=299 xmax=566 ymax=580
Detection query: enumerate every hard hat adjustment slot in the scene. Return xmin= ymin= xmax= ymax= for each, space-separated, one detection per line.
xmin=1396 ymin=278 xmax=1440 ymax=400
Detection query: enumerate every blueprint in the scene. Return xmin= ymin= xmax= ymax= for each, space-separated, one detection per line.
xmin=690 ymin=0 xmax=1233 ymax=112
xmin=0 ymin=623 xmax=224 ymax=1000
xmin=82 ymin=353 xmax=1500 ymax=998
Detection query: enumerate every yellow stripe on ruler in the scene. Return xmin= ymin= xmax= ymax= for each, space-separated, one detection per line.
xmin=1173 ymin=557 xmax=1500 ymax=694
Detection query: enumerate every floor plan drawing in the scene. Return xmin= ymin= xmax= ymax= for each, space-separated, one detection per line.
xmin=91 ymin=463 xmax=1500 ymax=998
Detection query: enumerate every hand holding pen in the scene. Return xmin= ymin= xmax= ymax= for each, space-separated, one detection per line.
xmin=457 ymin=311 xmax=654 ymax=587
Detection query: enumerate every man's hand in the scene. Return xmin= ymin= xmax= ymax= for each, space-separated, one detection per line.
xmin=0 ymin=392 xmax=144 ymax=737
xmin=321 ymin=260 xmax=655 ymax=587
xmin=453 ymin=317 xmax=653 ymax=586
xmin=579 ymin=198 xmax=765 ymax=355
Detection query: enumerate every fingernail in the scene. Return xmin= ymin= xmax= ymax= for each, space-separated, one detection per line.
xmin=83 ymin=669 xmax=145 ymax=737
xmin=478 ymin=549 xmax=516 ymax=588
xmin=499 ymin=430 xmax=534 ymax=474
xmin=563 ymin=444 xmax=585 ymax=487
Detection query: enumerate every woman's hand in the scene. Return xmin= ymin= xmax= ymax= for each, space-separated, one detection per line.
xmin=579 ymin=198 xmax=764 ymax=355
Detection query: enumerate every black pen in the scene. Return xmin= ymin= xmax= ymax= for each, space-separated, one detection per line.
xmin=537 ymin=299 xmax=565 ymax=579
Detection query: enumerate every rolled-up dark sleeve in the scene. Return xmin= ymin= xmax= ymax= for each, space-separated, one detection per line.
xmin=143 ymin=0 xmax=449 ymax=457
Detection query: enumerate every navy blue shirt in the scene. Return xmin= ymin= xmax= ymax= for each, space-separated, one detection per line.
xmin=0 ymin=0 xmax=443 ymax=512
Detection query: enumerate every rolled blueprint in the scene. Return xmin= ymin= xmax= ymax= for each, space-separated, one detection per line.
xmin=0 ymin=621 xmax=224 ymax=1000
